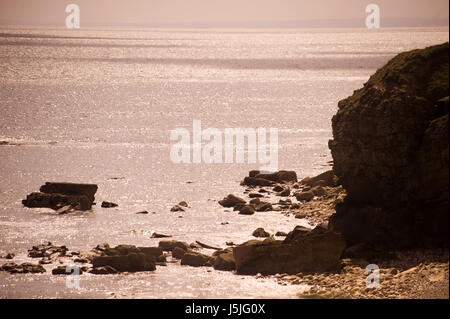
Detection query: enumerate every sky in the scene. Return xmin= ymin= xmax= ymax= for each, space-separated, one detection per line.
xmin=0 ymin=0 xmax=448 ymax=28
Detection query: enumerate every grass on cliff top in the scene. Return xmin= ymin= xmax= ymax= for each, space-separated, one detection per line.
xmin=340 ymin=42 xmax=449 ymax=111
xmin=370 ymin=42 xmax=448 ymax=96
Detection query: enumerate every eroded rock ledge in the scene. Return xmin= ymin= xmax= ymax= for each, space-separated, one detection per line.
xmin=329 ymin=42 xmax=449 ymax=249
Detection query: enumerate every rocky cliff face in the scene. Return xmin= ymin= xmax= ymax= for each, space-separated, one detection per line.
xmin=329 ymin=43 xmax=449 ymax=249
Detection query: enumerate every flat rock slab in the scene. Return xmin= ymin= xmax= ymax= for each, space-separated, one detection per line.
xmin=40 ymin=182 xmax=98 ymax=203
xmin=233 ymin=230 xmax=345 ymax=275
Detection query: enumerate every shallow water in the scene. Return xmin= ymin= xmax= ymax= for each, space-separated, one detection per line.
xmin=0 ymin=26 xmax=448 ymax=298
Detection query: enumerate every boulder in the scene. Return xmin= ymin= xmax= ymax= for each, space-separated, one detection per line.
xmin=101 ymin=201 xmax=118 ymax=208
xmin=158 ymin=240 xmax=190 ymax=252
xmin=254 ymin=201 xmax=273 ymax=212
xmin=273 ymin=185 xmax=284 ymax=192
xmin=233 ymin=227 xmax=345 ymax=275
xmin=137 ymin=247 xmax=164 ymax=259
xmin=275 ymin=231 xmax=288 ymax=237
xmin=278 ymin=199 xmax=292 ymax=205
xmin=22 ymin=192 xmax=92 ymax=211
xmin=295 ymin=191 xmax=314 ymax=202
xmin=301 ymin=170 xmax=339 ymax=187
xmin=94 ymin=243 xmax=110 ymax=252
xmin=242 ymin=177 xmax=274 ymax=187
xmin=311 ymin=186 xmax=327 ymax=197
xmin=180 ymin=252 xmax=210 ymax=267
xmin=248 ymin=170 xmax=261 ymax=177
xmin=255 ymin=171 xmax=297 ymax=183
xmin=1 ymin=262 xmax=46 ymax=274
xmin=278 ymin=187 xmax=291 ymax=197
xmin=172 ymin=247 xmax=186 ymax=259
xmin=39 ymin=182 xmax=98 ymax=202
xmin=252 ymin=227 xmax=270 ymax=238
xmin=52 ymin=266 xmax=83 ymax=275
xmin=238 ymin=205 xmax=255 ymax=215
xmin=90 ymin=266 xmax=118 ymax=274
xmin=178 ymin=201 xmax=188 ymax=207
xmin=213 ymin=252 xmax=236 ymax=271
xmin=150 ymin=232 xmax=172 ymax=238
xmin=218 ymin=194 xmax=246 ymax=208
xmin=28 ymin=242 xmax=68 ymax=258
xmin=283 ymin=226 xmax=312 ymax=243
xmin=92 ymin=253 xmax=155 ymax=272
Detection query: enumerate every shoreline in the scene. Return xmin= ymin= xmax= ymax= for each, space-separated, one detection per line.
xmin=2 ymin=171 xmax=448 ymax=299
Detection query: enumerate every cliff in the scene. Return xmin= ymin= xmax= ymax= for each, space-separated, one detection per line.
xmin=329 ymin=42 xmax=449 ymax=249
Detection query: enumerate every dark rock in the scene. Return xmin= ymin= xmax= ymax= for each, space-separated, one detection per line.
xmin=329 ymin=43 xmax=449 ymax=249
xmin=94 ymin=243 xmax=110 ymax=251
xmin=275 ymin=231 xmax=288 ymax=237
xmin=254 ymin=201 xmax=273 ymax=212
xmin=40 ymin=182 xmax=98 ymax=203
xmin=151 ymin=232 xmax=172 ymax=238
xmin=181 ymin=252 xmax=210 ymax=267
xmin=238 ymin=205 xmax=255 ymax=215
xmin=278 ymin=199 xmax=292 ymax=205
xmin=74 ymin=258 xmax=88 ymax=263
xmin=232 ymin=203 xmax=246 ymax=211
xmin=311 ymin=186 xmax=327 ymax=197
xmin=172 ymin=247 xmax=186 ymax=259
xmin=242 ymin=176 xmax=274 ymax=187
xmin=295 ymin=191 xmax=314 ymax=202
xmin=213 ymin=251 xmax=236 ymax=271
xmin=1 ymin=253 xmax=15 ymax=259
xmin=170 ymin=205 xmax=184 ymax=212
xmin=28 ymin=242 xmax=68 ymax=258
xmin=1 ymin=262 xmax=46 ymax=274
xmin=178 ymin=201 xmax=188 ymax=207
xmin=255 ymin=171 xmax=297 ymax=183
xmin=301 ymin=170 xmax=339 ymax=187
xmin=252 ymin=228 xmax=270 ymax=238
xmin=136 ymin=210 xmax=149 ymax=214
xmin=137 ymin=247 xmax=164 ymax=259
xmin=101 ymin=201 xmax=118 ymax=208
xmin=273 ymin=185 xmax=284 ymax=192
xmin=218 ymin=194 xmax=246 ymax=207
xmin=283 ymin=226 xmax=313 ymax=243
xmin=23 ymin=192 xmax=92 ymax=211
xmin=92 ymin=253 xmax=155 ymax=272
xmin=90 ymin=266 xmax=118 ymax=274
xmin=233 ymin=229 xmax=345 ymax=275
xmin=278 ymin=187 xmax=291 ymax=197
xmin=248 ymin=170 xmax=260 ymax=178
xmin=52 ymin=266 xmax=83 ymax=275
xmin=248 ymin=193 xmax=264 ymax=198
xmin=158 ymin=240 xmax=190 ymax=252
